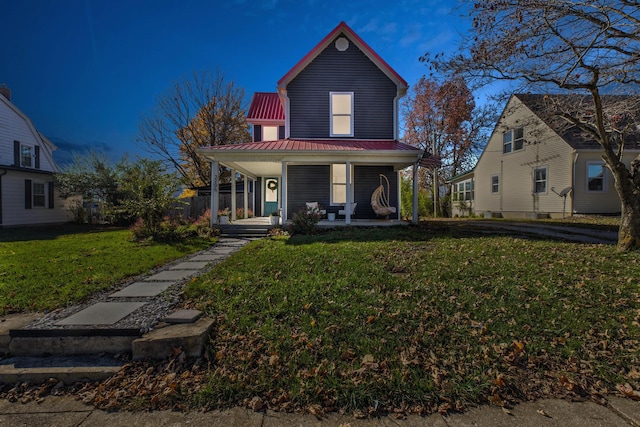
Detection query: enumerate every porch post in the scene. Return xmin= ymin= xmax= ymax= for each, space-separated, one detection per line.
xmin=231 ymin=169 xmax=237 ymax=221
xmin=243 ymin=175 xmax=249 ymax=219
xmin=211 ymin=160 xmax=219 ymax=226
xmin=412 ymin=163 xmax=419 ymax=224
xmin=345 ymin=161 xmax=351 ymax=225
xmin=252 ymin=179 xmax=256 ymax=216
xmin=281 ymin=161 xmax=287 ymax=223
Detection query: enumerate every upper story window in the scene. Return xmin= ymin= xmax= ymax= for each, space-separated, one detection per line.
xmin=533 ymin=166 xmax=547 ymax=194
xmin=330 ymin=92 xmax=353 ymax=137
xmin=503 ymin=127 xmax=524 ymax=154
xmin=263 ymin=126 xmax=278 ymax=141
xmin=587 ymin=161 xmax=606 ymax=192
xmin=21 ymin=144 xmax=33 ymax=167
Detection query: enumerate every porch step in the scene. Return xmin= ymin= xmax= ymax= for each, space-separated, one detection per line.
xmin=218 ymin=224 xmax=271 ymax=238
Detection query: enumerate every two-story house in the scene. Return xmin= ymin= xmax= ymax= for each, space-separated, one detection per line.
xmin=450 ymin=94 xmax=640 ymax=218
xmin=200 ymin=22 xmax=426 ymax=224
xmin=0 ymin=86 xmax=71 ymax=226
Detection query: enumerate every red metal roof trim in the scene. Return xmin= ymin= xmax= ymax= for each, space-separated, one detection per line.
xmin=247 ymin=92 xmax=285 ymax=122
xmin=202 ymin=139 xmax=420 ymax=152
xmin=277 ymin=21 xmax=407 ymax=88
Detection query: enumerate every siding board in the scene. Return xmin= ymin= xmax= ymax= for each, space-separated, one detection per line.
xmin=287 ymin=165 xmax=331 ymax=218
xmin=287 ymin=35 xmax=397 ymax=139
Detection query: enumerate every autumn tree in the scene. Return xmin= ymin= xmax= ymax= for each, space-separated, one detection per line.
xmin=430 ymin=0 xmax=640 ymax=250
xmin=137 ymin=70 xmax=251 ymax=189
xmin=402 ymin=76 xmax=494 ymax=216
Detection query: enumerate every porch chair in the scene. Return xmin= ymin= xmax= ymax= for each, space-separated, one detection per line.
xmin=371 ymin=174 xmax=396 ymax=218
xmin=338 ymin=202 xmax=357 ymax=217
xmin=305 ymin=202 xmax=326 ymax=217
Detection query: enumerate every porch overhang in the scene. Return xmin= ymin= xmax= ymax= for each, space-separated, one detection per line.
xmin=199 ymin=150 xmax=421 ymax=179
xmin=197 ymin=139 xmax=423 ymax=178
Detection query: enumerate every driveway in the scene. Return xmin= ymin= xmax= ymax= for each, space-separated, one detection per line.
xmin=447 ymin=220 xmax=618 ymax=245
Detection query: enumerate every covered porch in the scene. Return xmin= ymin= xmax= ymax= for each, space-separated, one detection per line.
xmin=198 ymin=139 xmax=433 ymax=227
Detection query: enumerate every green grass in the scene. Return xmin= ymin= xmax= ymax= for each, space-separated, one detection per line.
xmin=184 ymin=224 xmax=640 ymax=414
xmin=0 ymin=225 xmax=216 ymax=314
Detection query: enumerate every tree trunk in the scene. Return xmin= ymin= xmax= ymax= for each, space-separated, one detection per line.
xmin=618 ymin=198 xmax=640 ymax=251
xmin=611 ymin=156 xmax=640 ymax=251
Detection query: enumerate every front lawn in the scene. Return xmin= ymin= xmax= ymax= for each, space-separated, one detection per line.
xmin=180 ymin=224 xmax=639 ymax=415
xmin=0 ymin=225 xmax=216 ymax=314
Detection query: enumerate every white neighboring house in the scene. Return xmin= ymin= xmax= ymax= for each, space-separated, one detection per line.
xmin=451 ymin=94 xmax=640 ymax=219
xmin=0 ymin=86 xmax=72 ymax=226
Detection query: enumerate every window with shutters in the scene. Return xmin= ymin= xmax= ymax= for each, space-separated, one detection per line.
xmin=32 ymin=182 xmax=46 ymax=207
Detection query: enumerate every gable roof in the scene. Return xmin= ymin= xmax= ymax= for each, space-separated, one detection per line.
xmin=277 ymin=21 xmax=407 ymax=92
xmin=246 ymin=92 xmax=284 ymax=123
xmin=515 ymin=93 xmax=640 ymax=150
xmin=0 ymin=92 xmax=59 ymax=172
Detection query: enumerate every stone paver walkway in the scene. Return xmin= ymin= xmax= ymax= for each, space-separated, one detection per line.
xmin=53 ymin=237 xmax=251 ymax=328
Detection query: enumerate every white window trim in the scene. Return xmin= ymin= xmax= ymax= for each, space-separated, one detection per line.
xmin=21 ymin=143 xmax=33 ymax=168
xmin=330 ymin=163 xmax=354 ymax=206
xmin=329 ymin=92 xmax=354 ymax=137
xmin=453 ymin=179 xmax=474 ymax=201
xmin=32 ymin=180 xmax=47 ymax=208
xmin=586 ymin=161 xmax=607 ymax=193
xmin=490 ymin=174 xmax=500 ymax=194
xmin=533 ymin=166 xmax=548 ymax=194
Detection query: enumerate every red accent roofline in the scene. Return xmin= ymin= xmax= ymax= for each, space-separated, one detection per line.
xmin=277 ymin=21 xmax=407 ymax=89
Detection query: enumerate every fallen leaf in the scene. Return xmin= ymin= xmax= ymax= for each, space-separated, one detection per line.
xmin=501 ymin=406 xmax=513 ymax=415
xmin=617 ymin=383 xmax=640 ymax=401
xmin=362 ymin=354 xmax=375 ymax=364
xmin=537 ymin=409 xmax=551 ymax=418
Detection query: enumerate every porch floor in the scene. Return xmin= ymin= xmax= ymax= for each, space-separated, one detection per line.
xmin=227 ymin=217 xmax=409 ymax=227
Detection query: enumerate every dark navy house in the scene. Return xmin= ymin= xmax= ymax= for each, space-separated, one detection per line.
xmin=200 ymin=22 xmax=428 ymax=225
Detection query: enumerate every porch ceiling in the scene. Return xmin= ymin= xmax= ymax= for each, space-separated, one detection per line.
xmin=220 ymin=161 xmax=281 ymax=179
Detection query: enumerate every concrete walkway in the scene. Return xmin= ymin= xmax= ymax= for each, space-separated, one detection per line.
xmin=0 ymin=395 xmax=638 ymax=426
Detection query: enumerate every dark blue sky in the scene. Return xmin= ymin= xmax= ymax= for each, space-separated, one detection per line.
xmin=0 ymin=0 xmax=469 ymax=165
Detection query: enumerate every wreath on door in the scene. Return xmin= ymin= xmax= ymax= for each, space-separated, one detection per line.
xmin=267 ymin=180 xmax=278 ymax=191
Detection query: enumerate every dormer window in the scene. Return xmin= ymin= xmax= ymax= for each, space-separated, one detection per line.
xmin=330 ymin=92 xmax=353 ymax=137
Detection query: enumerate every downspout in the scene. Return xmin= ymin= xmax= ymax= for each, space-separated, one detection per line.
xmin=393 ymin=87 xmax=407 ymax=140
xmin=500 ymin=160 xmax=503 ymax=212
xmin=571 ymin=150 xmax=578 ymax=216
xmin=0 ymin=168 xmax=6 ymax=226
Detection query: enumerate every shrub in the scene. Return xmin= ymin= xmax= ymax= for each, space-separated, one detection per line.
xmin=130 ymin=215 xmax=199 ymax=242
xmin=290 ymin=207 xmax=322 ymax=235
xmin=194 ymin=209 xmax=219 ymax=238
xmin=236 ymin=208 xmax=254 ymax=218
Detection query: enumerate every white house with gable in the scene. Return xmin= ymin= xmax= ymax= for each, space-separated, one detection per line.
xmin=0 ymin=85 xmax=71 ymax=226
